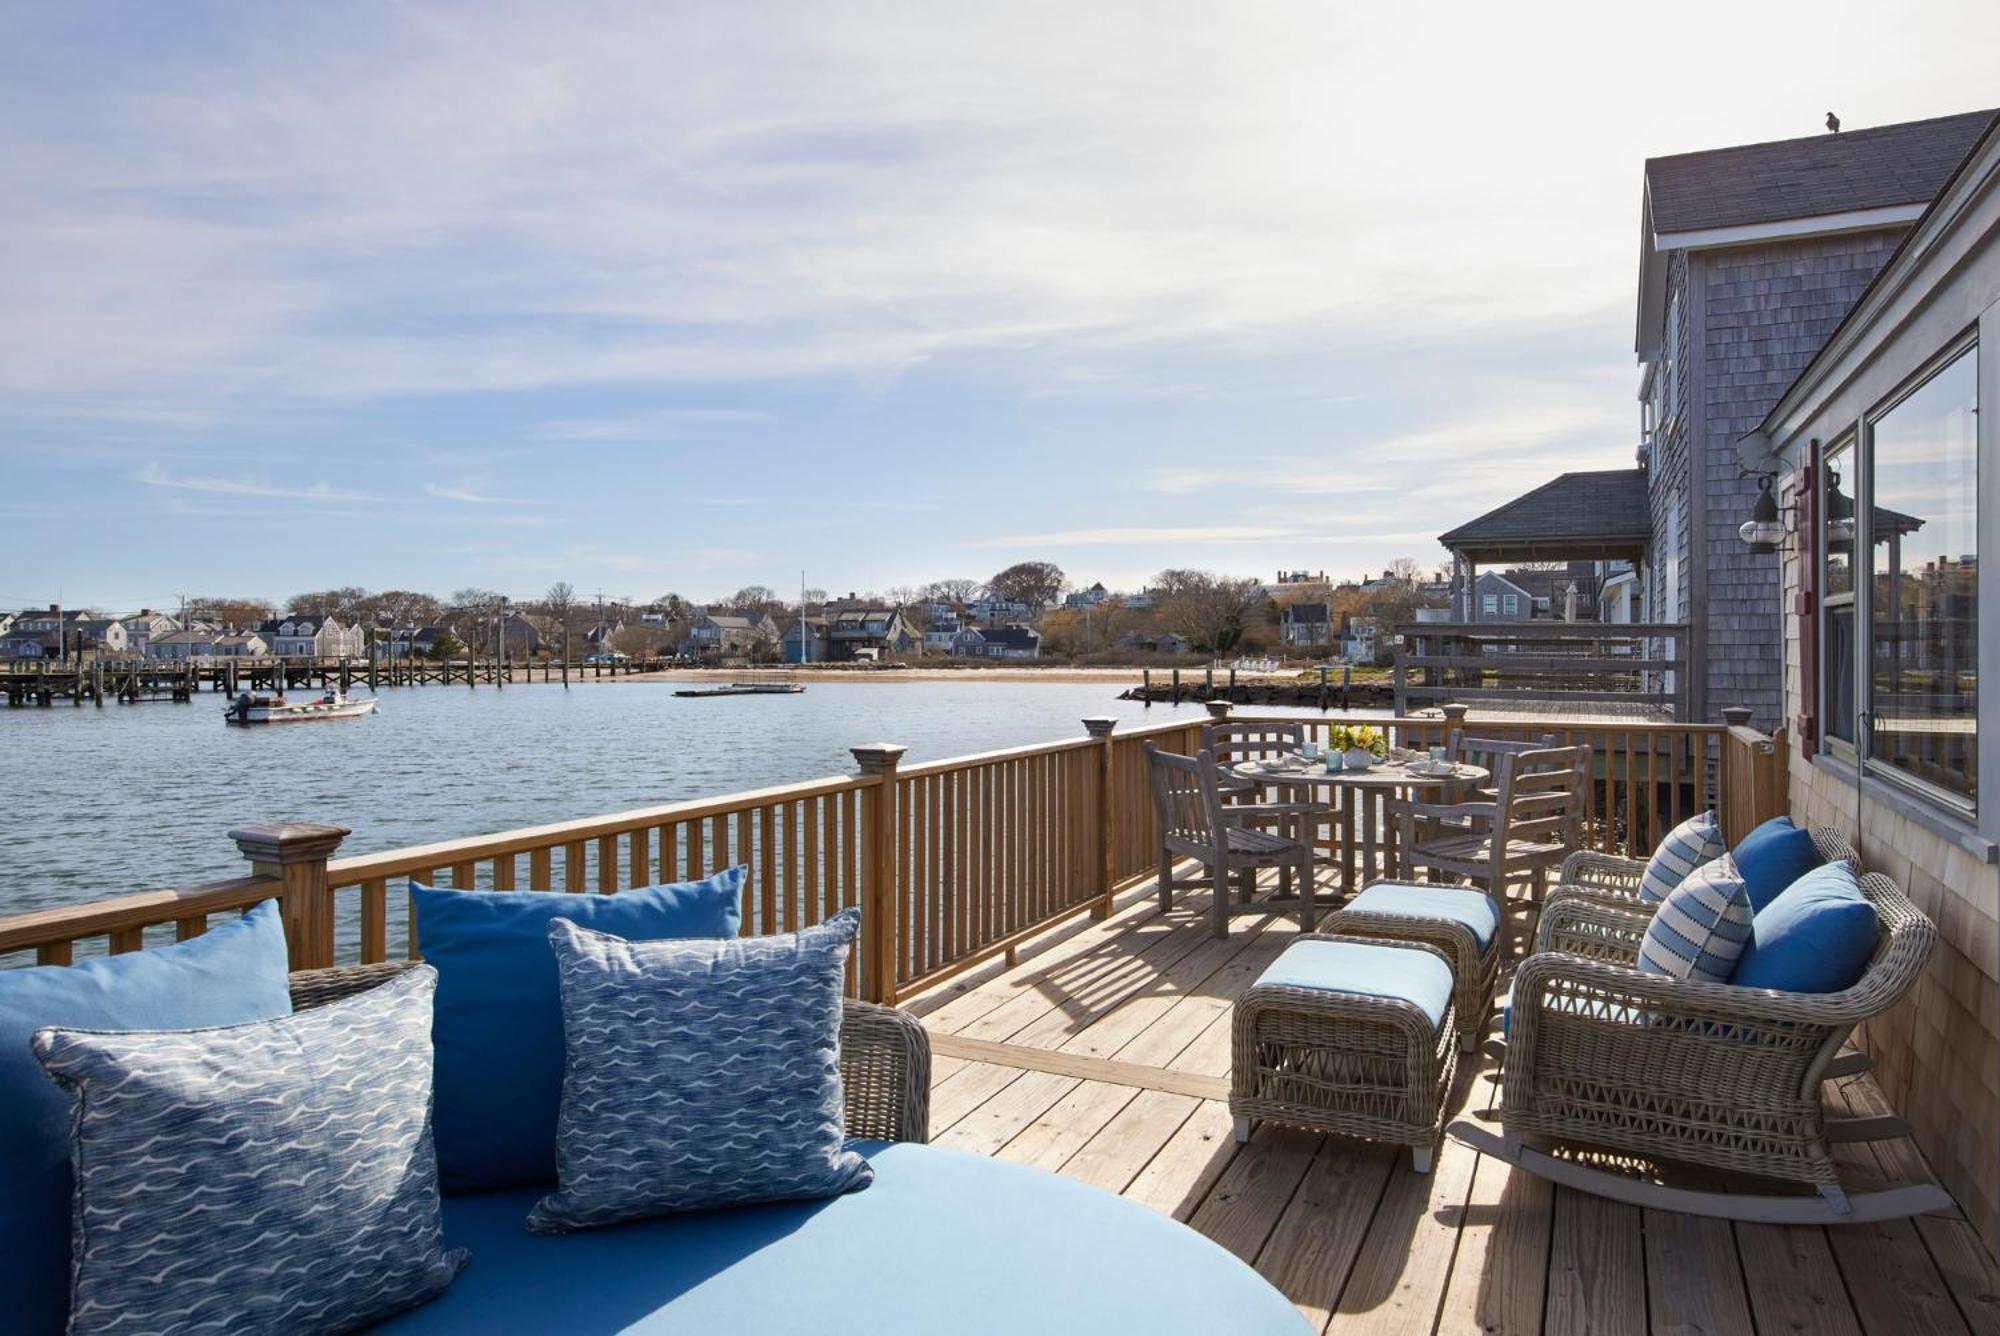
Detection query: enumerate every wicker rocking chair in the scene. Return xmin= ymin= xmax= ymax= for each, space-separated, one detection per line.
xmin=1554 ymin=824 xmax=1858 ymax=912
xmin=1448 ymin=868 xmax=1952 ymax=1224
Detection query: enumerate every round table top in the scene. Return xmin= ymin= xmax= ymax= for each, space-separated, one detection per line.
xmin=1228 ymin=756 xmax=1489 ymax=790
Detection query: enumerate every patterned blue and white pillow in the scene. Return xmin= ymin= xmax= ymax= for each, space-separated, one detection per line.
xmin=528 ymin=907 xmax=872 ymax=1234
xmin=33 ymin=967 xmax=467 ymax=1336
xmin=1639 ymin=810 xmax=1728 ymax=904
xmin=1637 ymin=858 xmax=1753 ymax=983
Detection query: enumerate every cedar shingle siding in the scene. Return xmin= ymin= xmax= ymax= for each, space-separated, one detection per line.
xmin=1691 ymin=231 xmax=1902 ymax=728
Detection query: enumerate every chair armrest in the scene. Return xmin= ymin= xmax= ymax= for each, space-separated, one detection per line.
xmin=1225 ymin=801 xmax=1327 ymax=822
xmin=1536 ymin=896 xmax=1652 ymax=962
xmin=1399 ymin=801 xmax=1501 ymax=821
xmin=1558 ymin=849 xmax=1649 ymax=899
xmin=841 ymin=1000 xmax=931 ymax=1144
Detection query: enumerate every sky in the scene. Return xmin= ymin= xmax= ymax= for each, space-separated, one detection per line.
xmin=4 ymin=1 xmax=1997 ymax=612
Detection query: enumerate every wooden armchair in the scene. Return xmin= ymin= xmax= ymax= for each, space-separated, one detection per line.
xmin=1396 ymin=746 xmax=1588 ymax=943
xmin=1144 ymin=743 xmax=1319 ymax=938
xmin=1200 ymin=719 xmax=1309 ymax=798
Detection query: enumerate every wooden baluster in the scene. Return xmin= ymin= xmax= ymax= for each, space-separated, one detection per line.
xmin=658 ymin=823 xmax=679 ymax=883
xmin=175 ymin=914 xmax=208 ymax=942
xmin=452 ymin=860 xmax=476 ymax=891
xmin=492 ymin=853 xmax=516 ymax=892
xmin=563 ymin=840 xmax=586 ymax=891
xmin=786 ymin=801 xmax=804 ymax=935
xmin=627 ymin=829 xmax=648 ymax=890
xmin=36 ymin=941 xmax=73 ymax=966
xmin=529 ymin=846 xmax=552 ymax=891
xmin=803 ymin=800 xmax=822 ymax=940
xmin=595 ymin=834 xmax=618 ymax=894
xmin=1084 ymin=718 xmax=1117 ymax=919
xmin=360 ymin=878 xmax=387 ymax=962
xmin=230 ymin=822 xmax=349 ymax=971
xmin=758 ymin=806 xmax=777 ymax=934
xmin=907 ymin=780 xmax=925 ymax=975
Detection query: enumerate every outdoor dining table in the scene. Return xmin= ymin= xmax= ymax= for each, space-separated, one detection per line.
xmin=1227 ymin=756 xmax=1490 ymax=896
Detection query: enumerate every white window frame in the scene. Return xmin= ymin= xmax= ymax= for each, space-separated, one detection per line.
xmin=1481 ymin=593 xmax=1498 ymax=616
xmin=1819 ymin=433 xmax=1860 ymax=764
xmin=1502 ymin=594 xmax=1520 ymax=615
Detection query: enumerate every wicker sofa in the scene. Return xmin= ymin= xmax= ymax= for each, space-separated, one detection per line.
xmin=292 ymin=963 xmax=1313 ymax=1335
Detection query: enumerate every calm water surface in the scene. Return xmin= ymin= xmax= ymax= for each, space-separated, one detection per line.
xmin=4 ymin=680 xmax=1225 ymax=915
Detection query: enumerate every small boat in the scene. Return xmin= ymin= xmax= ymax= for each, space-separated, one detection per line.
xmin=225 ymin=688 xmax=379 ymax=725
xmin=673 ymin=682 xmax=807 ymax=698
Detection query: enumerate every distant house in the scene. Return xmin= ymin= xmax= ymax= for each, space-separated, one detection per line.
xmin=4 ymin=606 xmax=102 ymax=659
xmin=256 ymin=616 xmax=363 ymax=658
xmin=686 ymin=612 xmax=779 ymax=658
xmin=781 ymin=616 xmax=830 ymax=664
xmin=1118 ymin=631 xmax=1193 ymax=656
xmin=118 ymin=609 xmax=177 ymax=655
xmin=70 ymin=619 xmax=129 ymax=655
xmin=949 ymin=624 xmax=1042 ymax=659
xmin=826 ymin=607 xmax=916 ymax=661
xmin=1340 ymin=615 xmax=1379 ymax=663
xmin=1279 ymin=602 xmax=1334 ymax=649
xmin=1063 ymin=582 xmax=1111 ymax=610
xmin=150 ymin=630 xmax=267 ymax=660
xmin=213 ymin=633 xmax=268 ymax=658
xmin=968 ymin=597 xmax=1032 ymax=626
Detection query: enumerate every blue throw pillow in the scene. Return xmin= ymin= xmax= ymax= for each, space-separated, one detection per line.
xmin=1731 ymin=816 xmax=1826 ymax=913
xmin=1637 ymin=859 xmax=1753 ymax=983
xmin=33 ymin=966 xmax=466 ymax=1335
xmin=528 ymin=907 xmax=871 ymax=1233
xmin=1730 ymin=862 xmax=1880 ymax=994
xmin=412 ymin=867 xmax=745 ymax=1192
xmin=0 ymin=901 xmax=292 ymax=1336
xmin=1639 ymin=811 xmax=1727 ymax=903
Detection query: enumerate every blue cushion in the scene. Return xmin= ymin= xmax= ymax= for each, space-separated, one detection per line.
xmin=34 ymin=967 xmax=466 ymax=1335
xmin=528 ymin=908 xmax=870 ymax=1232
xmin=1345 ymin=883 xmax=1500 ymax=949
xmin=373 ymin=1143 xmax=1313 ymax=1335
xmin=0 ymin=900 xmax=293 ymax=1336
xmin=1639 ymin=811 xmax=1727 ymax=903
xmin=1637 ymin=859 xmax=1753 ymax=983
xmin=412 ymin=868 xmax=745 ymax=1193
xmin=1730 ymin=862 xmax=1881 ymax=994
xmin=1254 ymin=939 xmax=1454 ymax=1031
xmin=1731 ymin=816 xmax=1826 ymax=913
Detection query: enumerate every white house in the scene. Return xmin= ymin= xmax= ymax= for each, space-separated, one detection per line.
xmin=256 ymin=617 xmax=364 ymax=658
xmin=118 ymin=610 xmax=178 ymax=656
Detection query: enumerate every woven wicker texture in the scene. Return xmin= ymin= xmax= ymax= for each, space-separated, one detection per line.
xmin=1505 ymin=869 xmax=1932 ymax=1187
xmin=287 ymin=962 xmax=930 ymax=1145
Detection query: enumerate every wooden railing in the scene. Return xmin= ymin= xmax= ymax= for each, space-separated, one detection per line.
xmin=0 ymin=706 xmax=1786 ymax=1001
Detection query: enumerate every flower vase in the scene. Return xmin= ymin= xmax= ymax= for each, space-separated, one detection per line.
xmin=1343 ymin=748 xmax=1373 ymax=771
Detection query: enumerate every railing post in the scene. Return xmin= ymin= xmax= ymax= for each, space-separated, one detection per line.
xmin=229 ymin=822 xmax=350 ymax=971
xmin=1084 ymin=718 xmax=1118 ymax=920
xmin=850 ymin=744 xmax=906 ymax=1005
xmin=1204 ymin=698 xmax=1233 ymax=720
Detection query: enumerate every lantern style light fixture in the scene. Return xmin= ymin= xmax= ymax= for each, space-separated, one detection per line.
xmin=1739 ymin=473 xmax=1785 ymax=554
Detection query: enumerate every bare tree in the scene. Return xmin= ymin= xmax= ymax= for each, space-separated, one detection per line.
xmin=1384 ymin=557 xmax=1422 ymax=586
xmin=924 ymin=578 xmax=981 ymax=606
xmin=985 ymin=561 xmax=1066 ymax=612
xmin=187 ymin=596 xmax=276 ymax=630
xmin=1153 ymin=568 xmax=1262 ymax=653
xmin=286 ymin=587 xmax=369 ymax=622
xmin=541 ymin=581 xmax=577 ymax=640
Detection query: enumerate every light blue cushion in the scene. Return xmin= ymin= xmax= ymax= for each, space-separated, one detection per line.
xmin=412 ymin=868 xmax=745 ymax=1193
xmin=33 ymin=966 xmax=466 ymax=1336
xmin=1637 ymin=858 xmax=1754 ymax=983
xmin=1639 ymin=810 xmax=1727 ymax=903
xmin=0 ymin=900 xmax=293 ymax=1335
xmin=1345 ymin=883 xmax=1500 ymax=949
xmin=529 ymin=907 xmax=869 ymax=1231
xmin=1254 ymin=939 xmax=1454 ymax=1031
xmin=1731 ymin=816 xmax=1826 ymax=913
xmin=1731 ymin=862 xmax=1881 ymax=994
xmin=374 ymin=1143 xmax=1313 ymax=1335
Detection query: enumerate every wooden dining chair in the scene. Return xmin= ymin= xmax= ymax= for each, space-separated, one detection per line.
xmin=1200 ymin=719 xmax=1308 ymax=798
xmin=1144 ymin=743 xmax=1318 ymax=938
xmin=1396 ymin=745 xmax=1588 ymax=949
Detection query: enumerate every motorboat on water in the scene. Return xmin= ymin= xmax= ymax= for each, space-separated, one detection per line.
xmin=225 ymin=688 xmax=379 ymax=724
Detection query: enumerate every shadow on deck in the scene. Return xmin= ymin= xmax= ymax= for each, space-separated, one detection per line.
xmin=899 ymin=873 xmax=1999 ymax=1335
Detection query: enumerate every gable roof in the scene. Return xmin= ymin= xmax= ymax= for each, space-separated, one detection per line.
xmin=1439 ymin=470 xmax=1651 ymax=562
xmin=1647 ymin=109 xmax=1996 ymax=236
xmin=978 ymin=625 xmax=1041 ymax=650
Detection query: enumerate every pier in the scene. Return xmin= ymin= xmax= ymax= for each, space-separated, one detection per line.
xmin=0 ymin=654 xmax=679 ymax=707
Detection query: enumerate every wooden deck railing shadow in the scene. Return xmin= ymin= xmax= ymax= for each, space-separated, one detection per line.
xmin=0 ymin=707 xmax=1788 ymax=1007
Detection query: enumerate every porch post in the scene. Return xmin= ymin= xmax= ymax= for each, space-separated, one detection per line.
xmin=229 ymin=822 xmax=350 ymax=971
xmin=850 ymin=744 xmax=906 ymax=1005
xmin=1084 ymin=718 xmax=1118 ymax=920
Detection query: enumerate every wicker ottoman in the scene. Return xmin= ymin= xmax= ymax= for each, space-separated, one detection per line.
xmin=1320 ymin=882 xmax=1500 ymax=1054
xmin=1231 ymin=936 xmax=1459 ymax=1171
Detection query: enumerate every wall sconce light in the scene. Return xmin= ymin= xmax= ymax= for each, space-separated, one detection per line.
xmin=1738 ymin=474 xmax=1785 ymax=555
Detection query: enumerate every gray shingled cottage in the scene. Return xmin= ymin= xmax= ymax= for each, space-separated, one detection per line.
xmin=1440 ymin=109 xmax=1995 ymax=729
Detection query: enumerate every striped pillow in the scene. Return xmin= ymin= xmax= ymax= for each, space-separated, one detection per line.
xmin=1639 ymin=811 xmax=1727 ymax=903
xmin=1638 ymin=858 xmax=1753 ymax=983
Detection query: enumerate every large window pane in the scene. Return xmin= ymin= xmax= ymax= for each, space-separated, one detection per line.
xmin=1867 ymin=346 xmax=1978 ymax=804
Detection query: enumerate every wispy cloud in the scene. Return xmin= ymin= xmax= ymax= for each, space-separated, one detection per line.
xmin=132 ymin=463 xmax=380 ymax=503
xmin=424 ymin=482 xmax=533 ymax=505
xmin=982 ymin=525 xmax=1287 ymax=547
xmin=531 ymin=410 xmax=772 ymax=442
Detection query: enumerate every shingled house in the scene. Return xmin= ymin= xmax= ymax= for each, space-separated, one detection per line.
xmin=1441 ymin=108 xmax=1995 ymax=729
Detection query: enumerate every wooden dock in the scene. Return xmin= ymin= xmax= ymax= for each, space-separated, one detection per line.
xmin=0 ymin=654 xmax=680 ymax=707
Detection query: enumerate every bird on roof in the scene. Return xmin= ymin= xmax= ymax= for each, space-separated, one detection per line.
xmin=1826 ymin=111 xmax=1841 ymax=133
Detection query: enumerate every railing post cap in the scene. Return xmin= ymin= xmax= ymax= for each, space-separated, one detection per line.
xmin=1440 ymin=703 xmax=1470 ymax=722
xmin=1719 ymin=706 xmax=1753 ymax=726
xmin=849 ymin=743 xmax=907 ymax=773
xmin=1203 ymin=699 xmax=1233 ymax=718
xmin=228 ymin=822 xmax=351 ymax=864
xmin=1082 ymin=716 xmax=1118 ymax=737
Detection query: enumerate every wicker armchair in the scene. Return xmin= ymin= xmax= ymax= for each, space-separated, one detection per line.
xmin=288 ymin=961 xmax=931 ymax=1144
xmin=1552 ymin=825 xmax=1859 ymax=914
xmin=1462 ymin=868 xmax=1943 ymax=1222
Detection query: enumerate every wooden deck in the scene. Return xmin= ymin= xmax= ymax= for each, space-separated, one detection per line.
xmin=901 ymin=876 xmax=2000 ymax=1336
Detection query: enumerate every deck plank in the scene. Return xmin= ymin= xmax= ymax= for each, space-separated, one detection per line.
xmin=995 ymin=1078 xmax=1137 ymax=1172
xmin=1254 ymin=1136 xmax=1396 ymax=1333
xmin=1124 ymin=1099 xmax=1241 ymax=1221
xmin=926 ymin=1061 xmax=1028 ymax=1134
xmin=1544 ymin=1187 xmax=1647 ymax=1336
xmin=1432 ymin=1055 xmax=1552 ymax=1336
xmin=1326 ymin=1098 xmax=1481 ymax=1335
xmin=932 ymin=1068 xmax=1079 ymax=1158
xmin=1187 ymin=1123 xmax=1322 ymax=1263
xmin=1059 ymin=1089 xmax=1201 ymax=1196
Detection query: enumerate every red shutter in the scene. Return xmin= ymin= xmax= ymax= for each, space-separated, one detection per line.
xmin=1793 ymin=440 xmax=1819 ymax=757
